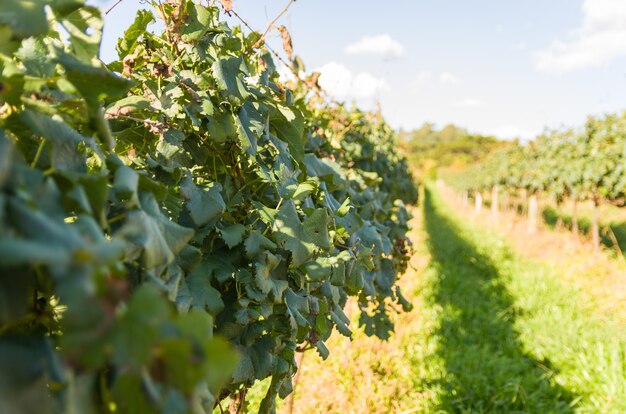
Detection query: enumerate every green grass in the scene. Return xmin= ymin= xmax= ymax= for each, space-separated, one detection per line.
xmin=409 ymin=186 xmax=625 ymax=413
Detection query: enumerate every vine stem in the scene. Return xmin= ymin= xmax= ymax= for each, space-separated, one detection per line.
xmin=105 ymin=113 xmax=166 ymax=127
xmin=31 ymin=138 xmax=47 ymax=168
xmin=228 ymin=388 xmax=246 ymax=414
xmin=105 ymin=0 xmax=125 ymax=15
xmin=250 ymin=0 xmax=296 ymax=52
xmin=286 ymin=351 xmax=306 ymax=414
xmin=230 ymin=9 xmax=293 ymax=69
xmin=230 ymin=6 xmax=342 ymax=106
xmin=155 ymin=0 xmax=174 ymax=45
xmin=334 ymin=120 xmax=356 ymax=143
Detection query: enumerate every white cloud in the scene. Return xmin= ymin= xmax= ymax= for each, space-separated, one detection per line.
xmin=277 ymin=65 xmax=296 ymax=83
xmin=456 ymin=98 xmax=482 ymax=107
xmin=344 ymin=34 xmax=405 ymax=58
xmin=411 ymin=71 xmax=461 ymax=93
xmin=439 ymin=72 xmax=461 ymax=84
xmin=277 ymin=62 xmax=388 ymax=102
xmin=317 ymin=62 xmax=389 ymax=101
xmin=351 ymin=72 xmax=389 ymax=99
xmin=534 ymin=0 xmax=626 ymax=73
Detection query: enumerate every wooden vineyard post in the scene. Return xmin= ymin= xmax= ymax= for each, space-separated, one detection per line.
xmin=475 ymin=191 xmax=483 ymax=214
xmin=491 ymin=186 xmax=499 ymax=219
xmin=555 ymin=198 xmax=563 ymax=229
xmin=285 ymin=351 xmax=306 ymax=414
xmin=528 ymin=193 xmax=538 ymax=232
xmin=572 ymin=199 xmax=579 ymax=236
xmin=228 ymin=389 xmax=246 ymax=414
xmin=592 ymin=197 xmax=600 ymax=251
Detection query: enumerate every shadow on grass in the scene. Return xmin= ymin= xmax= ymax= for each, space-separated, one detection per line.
xmin=542 ymin=206 xmax=626 ymax=254
xmin=423 ymin=188 xmax=575 ymax=413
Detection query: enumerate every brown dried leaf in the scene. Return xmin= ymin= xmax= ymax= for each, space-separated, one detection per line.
xmin=278 ymin=25 xmax=293 ymax=60
xmin=152 ymin=62 xmax=173 ymax=77
xmin=219 ymin=0 xmax=233 ymax=13
xmin=150 ymin=123 xmax=164 ymax=136
xmin=181 ymin=82 xmax=201 ymax=102
xmin=307 ymin=72 xmax=321 ymax=88
xmin=122 ymin=52 xmax=137 ymax=77
xmin=105 ymin=104 xmax=134 ymax=119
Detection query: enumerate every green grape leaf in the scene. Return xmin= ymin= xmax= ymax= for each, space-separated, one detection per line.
xmin=218 ymin=223 xmax=246 ymax=248
xmin=211 ymin=56 xmax=250 ymax=104
xmin=60 ymin=6 xmax=103 ymax=63
xmin=254 ymin=252 xmax=288 ymax=300
xmin=285 ymin=288 xmax=309 ymax=327
xmin=178 ymin=2 xmax=213 ymax=42
xmin=180 ymin=177 xmax=225 ymax=227
xmin=0 ymin=0 xmax=48 ymax=39
xmin=270 ymin=104 xmax=306 ymax=162
xmin=54 ymin=49 xmax=133 ymax=109
xmin=117 ymin=193 xmax=194 ymax=269
xmin=116 ymin=9 xmax=154 ymax=56
xmin=273 ymin=201 xmax=330 ymax=267
xmin=244 ymin=230 xmax=277 ymax=259
xmin=183 ymin=265 xmax=225 ymax=316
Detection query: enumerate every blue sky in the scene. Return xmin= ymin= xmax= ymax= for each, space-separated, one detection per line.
xmin=94 ymin=0 xmax=626 ymax=139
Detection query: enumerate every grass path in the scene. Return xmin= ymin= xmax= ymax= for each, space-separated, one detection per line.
xmin=411 ymin=186 xmax=625 ymax=413
xmin=251 ymin=185 xmax=626 ymax=413
xmin=419 ymin=188 xmax=573 ymax=412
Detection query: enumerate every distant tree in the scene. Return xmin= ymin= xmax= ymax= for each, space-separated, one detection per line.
xmin=403 ymin=122 xmax=509 ymax=177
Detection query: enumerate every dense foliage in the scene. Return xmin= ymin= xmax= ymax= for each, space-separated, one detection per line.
xmin=399 ymin=123 xmax=507 ymax=177
xmin=443 ymin=112 xmax=626 ymax=243
xmin=447 ymin=113 xmax=626 ymax=205
xmin=0 ymin=1 xmax=416 ymax=413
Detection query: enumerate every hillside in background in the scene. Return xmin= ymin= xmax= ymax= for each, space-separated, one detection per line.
xmin=398 ymin=123 xmax=511 ymax=178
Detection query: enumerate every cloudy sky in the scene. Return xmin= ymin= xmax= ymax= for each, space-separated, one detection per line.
xmin=95 ymin=0 xmax=626 ymax=139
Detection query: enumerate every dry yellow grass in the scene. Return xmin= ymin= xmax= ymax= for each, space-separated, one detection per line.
xmin=278 ymin=210 xmax=433 ymax=414
xmin=444 ymin=189 xmax=626 ymax=326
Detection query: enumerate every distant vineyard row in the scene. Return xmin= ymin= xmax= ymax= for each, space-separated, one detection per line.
xmin=444 ymin=112 xmax=626 ymax=245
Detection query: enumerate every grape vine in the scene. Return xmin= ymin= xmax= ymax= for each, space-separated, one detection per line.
xmin=0 ymin=1 xmax=417 ymax=413
xmin=444 ymin=112 xmax=626 ymax=244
